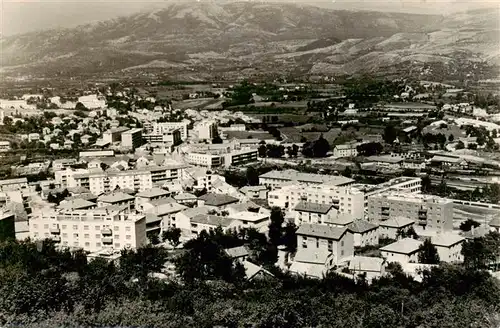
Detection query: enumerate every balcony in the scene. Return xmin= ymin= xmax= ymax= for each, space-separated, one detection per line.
xmin=102 ymin=237 xmax=113 ymax=244
xmin=52 ymin=236 xmax=61 ymax=242
xmin=418 ymin=219 xmax=427 ymax=226
xmin=101 ymin=228 xmax=112 ymax=235
xmin=50 ymin=227 xmax=60 ymax=234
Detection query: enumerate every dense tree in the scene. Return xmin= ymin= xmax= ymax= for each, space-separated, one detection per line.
xmin=246 ymin=167 xmax=259 ymax=186
xmin=356 ymin=142 xmax=383 ymax=156
xmin=269 ymin=207 xmax=285 ymax=246
xmin=462 ymin=232 xmax=500 ymax=269
xmin=460 ymin=219 xmax=481 ymax=232
xmin=383 ymin=125 xmax=398 ymax=144
xmin=212 ymin=135 xmax=223 ymax=144
xmin=302 ymin=135 xmax=330 ymax=158
xmin=418 ymin=239 xmax=440 ymax=264
xmin=258 ymin=145 xmax=267 ymax=158
xmin=282 ymin=222 xmax=298 ymax=253
xmin=456 ymin=141 xmax=465 ymax=149
xmin=421 ymin=175 xmax=432 ymax=193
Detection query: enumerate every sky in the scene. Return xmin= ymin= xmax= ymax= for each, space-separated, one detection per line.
xmin=0 ymin=0 xmax=497 ymax=36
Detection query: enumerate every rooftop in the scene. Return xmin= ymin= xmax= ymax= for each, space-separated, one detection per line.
xmin=198 ymin=193 xmax=239 ymax=207
xmin=431 ymin=233 xmax=465 ymax=247
xmin=366 ymin=155 xmax=404 ymax=164
xmin=379 ymin=217 xmax=415 ymax=228
xmin=489 ymin=216 xmax=500 ymax=227
xmin=191 ymin=214 xmax=234 ymax=227
xmin=136 ymin=188 xmax=170 ymax=199
xmin=0 ymin=177 xmax=27 ymax=186
xmin=296 ymin=223 xmax=348 ymax=240
xmin=59 ymin=198 xmax=96 ymax=210
xmin=347 ymin=219 xmax=379 ymax=233
xmin=230 ymin=211 xmax=268 ymax=222
xmin=106 ymin=126 xmax=130 ymax=134
xmin=179 ymin=206 xmax=211 ymax=219
xmin=348 ymin=256 xmax=385 ymax=272
xmin=97 ymin=192 xmax=134 ymax=203
xmin=294 ymin=201 xmax=333 ymax=214
xmin=224 ymin=246 xmax=249 ymax=259
xmin=380 ymin=238 xmax=422 ymax=255
xmin=259 ymin=169 xmax=354 ymax=186
xmin=173 ymin=193 xmax=197 ymax=201
xmin=325 ymin=213 xmax=354 ymax=226
xmin=294 ymin=248 xmax=331 ymax=264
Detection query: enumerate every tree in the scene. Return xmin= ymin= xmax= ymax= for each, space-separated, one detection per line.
xmin=459 ymin=219 xmax=481 ymax=232
xmin=212 ymin=135 xmax=223 ymax=144
xmin=456 ymin=141 xmax=465 ymax=149
xmin=313 ymin=135 xmax=330 ymax=157
xmin=418 ymin=239 xmax=440 ymax=264
xmin=35 ymin=184 xmax=42 ymax=192
xmin=356 ymin=142 xmax=383 ymax=156
xmin=342 ymin=167 xmax=352 ymax=178
xmin=462 ymin=232 xmax=500 ymax=269
xmin=448 ymin=134 xmax=454 ymax=142
xmin=258 ymin=145 xmax=267 ymax=158
xmin=468 ymin=143 xmax=478 ymax=150
xmin=282 ymin=222 xmax=297 ymax=253
xmin=486 ymin=184 xmax=500 ymax=204
xmin=268 ymin=207 xmax=285 ymax=246
xmin=383 ymin=125 xmax=398 ymax=144
xmin=162 ymin=227 xmax=181 ymax=248
xmin=246 ymin=166 xmax=259 ymax=186
xmin=421 ymin=175 xmax=432 ymax=193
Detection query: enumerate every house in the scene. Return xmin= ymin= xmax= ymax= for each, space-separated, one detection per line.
xmin=189 ymin=214 xmax=239 ymax=237
xmin=143 ymin=199 xmax=187 ymax=232
xmin=461 ymin=224 xmax=490 ymax=240
xmin=430 ymin=233 xmax=465 ymax=263
xmin=173 ymin=192 xmax=197 ymax=206
xmin=228 ymin=211 xmax=270 ymax=233
xmin=197 ymin=193 xmax=239 ymax=209
xmin=347 ymin=220 xmax=379 ymax=247
xmin=379 ymin=217 xmax=415 ymax=240
xmin=58 ymin=198 xmax=96 ymax=211
xmin=175 ymin=206 xmax=212 ymax=236
xmin=135 ymin=187 xmax=170 ymax=206
xmin=333 ymin=142 xmax=359 ymax=158
xmin=325 ymin=213 xmax=355 ymax=228
xmin=97 ymin=191 xmax=135 ymax=209
xmin=239 ymin=185 xmax=268 ymax=199
xmin=293 ymin=201 xmax=336 ymax=226
xmin=380 ymin=238 xmax=423 ymax=264
xmin=295 ymin=223 xmax=353 ymax=265
xmin=347 ymin=256 xmax=386 ymax=282
xmin=489 ymin=216 xmax=500 ymax=233
xmin=362 ymin=155 xmax=403 ymax=170
xmin=224 ymin=246 xmax=249 ymax=262
xmin=243 ymin=261 xmax=275 ymax=281
xmin=289 ymin=249 xmax=334 ymax=279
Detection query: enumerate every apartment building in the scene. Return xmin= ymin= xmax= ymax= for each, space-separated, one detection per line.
xmin=333 ymin=142 xmax=359 ymax=158
xmin=353 ymin=176 xmax=422 ymax=208
xmin=430 ymin=233 xmax=465 ymax=263
xmin=0 ymin=178 xmax=28 ymax=192
xmin=196 ymin=120 xmax=218 ymax=140
xmin=143 ymin=128 xmax=181 ymax=147
xmin=368 ymin=192 xmax=453 ymax=231
xmin=121 ymin=128 xmax=143 ymax=149
xmin=186 ymin=148 xmax=258 ymax=168
xmin=28 ymin=207 xmax=147 ymax=252
xmin=268 ymin=184 xmax=364 ymax=219
xmin=293 ymin=201 xmax=336 ymax=226
xmin=295 ymin=223 xmax=354 ymax=265
xmin=53 ymin=158 xmax=78 ymax=171
xmin=225 ymin=149 xmax=258 ymax=167
xmin=259 ymin=169 xmax=354 ymax=190
xmin=152 ymin=121 xmax=189 ymax=140
xmin=103 ymin=127 xmax=130 ymax=144
xmin=186 ymin=152 xmax=223 ymax=168
xmin=55 ymin=168 xmax=89 ymax=189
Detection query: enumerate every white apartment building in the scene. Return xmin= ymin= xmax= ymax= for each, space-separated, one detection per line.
xmin=186 ymin=149 xmax=258 ymax=168
xmin=55 ymin=168 xmax=89 ymax=189
xmin=103 ymin=127 xmax=129 ymax=144
xmin=121 ymin=128 xmax=143 ymax=149
xmin=28 ymin=208 xmax=147 ymax=252
xmin=431 ymin=234 xmax=465 ymax=263
xmin=353 ymin=176 xmax=422 ymax=208
xmin=186 ymin=152 xmax=223 ymax=168
xmin=368 ymin=192 xmax=454 ymax=231
xmin=333 ymin=142 xmax=359 ymax=158
xmin=152 ymin=121 xmax=189 ymax=140
xmin=268 ymin=184 xmax=364 ymax=219
xmin=0 ymin=178 xmax=29 ymax=192
xmin=196 ymin=120 xmax=218 ymax=140
xmin=293 ymin=201 xmax=337 ymax=226
xmin=259 ymin=169 xmax=354 ymax=190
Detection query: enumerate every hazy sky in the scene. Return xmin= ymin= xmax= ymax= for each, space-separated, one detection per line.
xmin=1 ymin=0 xmax=497 ymax=36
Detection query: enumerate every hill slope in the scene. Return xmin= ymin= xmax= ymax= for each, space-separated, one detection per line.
xmin=0 ymin=2 xmax=498 ymax=80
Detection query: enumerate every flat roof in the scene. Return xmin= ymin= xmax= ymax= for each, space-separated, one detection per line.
xmin=294 ymin=201 xmax=333 ymax=214
xmin=431 ymin=233 xmax=465 ymax=247
xmin=259 ymin=169 xmax=354 ymax=186
xmin=380 ymin=238 xmax=422 ymax=255
xmin=136 ymin=188 xmax=170 ymax=199
xmin=296 ymin=223 xmax=348 ymax=240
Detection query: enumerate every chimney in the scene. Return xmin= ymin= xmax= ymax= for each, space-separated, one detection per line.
xmin=471 ymin=226 xmax=475 ymax=235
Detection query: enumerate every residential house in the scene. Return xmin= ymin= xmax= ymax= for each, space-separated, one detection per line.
xmin=379 ymin=217 xmax=415 ymax=239
xmin=97 ymin=192 xmax=135 ymax=210
xmin=243 ymin=261 xmax=275 ymax=281
xmin=58 ymin=199 xmax=96 ymax=211
xmin=197 ymin=193 xmax=239 ymax=209
xmin=189 ymin=214 xmax=239 ymax=237
xmin=135 ymin=187 xmax=170 ymax=207
xmin=380 ymin=238 xmax=423 ymax=264
xmin=293 ymin=201 xmax=336 ymax=226
xmin=228 ymin=211 xmax=270 ymax=233
xmin=289 ymin=249 xmax=334 ymax=279
xmin=333 ymin=142 xmax=359 ymax=158
xmin=239 ymin=185 xmax=268 ymax=199
xmin=173 ymin=193 xmax=197 ymax=206
xmin=175 ymin=206 xmax=212 ymax=236
xmin=430 ymin=233 xmax=465 ymax=263
xmin=347 ymin=256 xmax=386 ymax=282
xmin=347 ymin=220 xmax=379 ymax=247
xmin=224 ymin=246 xmax=249 ymax=262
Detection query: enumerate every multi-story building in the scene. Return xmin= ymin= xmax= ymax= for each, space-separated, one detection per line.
xmin=103 ymin=127 xmax=130 ymax=144
xmin=186 ymin=148 xmax=258 ymax=169
xmin=53 ymin=158 xmax=78 ymax=171
xmin=295 ymin=223 xmax=354 ymax=264
xmin=380 ymin=238 xmax=423 ymax=264
xmin=121 ymin=128 xmax=143 ymax=149
xmin=259 ymin=169 xmax=354 ymax=190
xmin=143 ymin=128 xmax=181 ymax=147
xmin=430 ymin=233 xmax=465 ymax=263
xmin=333 ymin=142 xmax=359 ymax=158
xmin=0 ymin=178 xmax=28 ymax=192
xmin=224 ymin=149 xmax=258 ymax=167
xmin=28 ymin=207 xmax=147 ymax=252
xmin=293 ymin=201 xmax=337 ymax=226
xmin=197 ymin=120 xmax=218 ymax=140
xmin=368 ymin=192 xmax=453 ymax=231
xmin=353 ymin=176 xmax=422 ymax=208
xmin=268 ymin=184 xmax=364 ymax=219
xmin=55 ymin=168 xmax=89 ymax=189
xmin=152 ymin=121 xmax=189 ymax=140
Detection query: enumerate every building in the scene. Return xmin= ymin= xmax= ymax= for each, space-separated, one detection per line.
xmin=368 ymin=192 xmax=453 ymax=231
xmin=143 ymin=201 xmax=187 ymax=236
xmin=53 ymin=158 xmax=78 ymax=171
xmin=186 ymin=152 xmax=223 ymax=169
xmin=0 ymin=178 xmax=29 ymax=192
xmin=121 ymin=128 xmax=143 ymax=149
xmin=378 ymin=217 xmax=415 ymax=239
xmin=224 ymin=246 xmax=249 ymax=262
xmin=152 ymin=122 xmax=189 ymax=140
xmin=380 ymin=238 xmax=423 ymax=264
xmin=352 ymin=176 xmax=422 ymax=208
xmin=135 ymin=188 xmax=170 ymax=207
xmin=224 ymin=149 xmax=258 ymax=167
xmin=143 ymin=128 xmax=181 ymax=147
xmin=239 ymin=186 xmax=268 ymax=199
xmin=362 ymin=155 xmax=404 ymax=170
xmin=197 ymin=120 xmax=218 ymax=140
xmin=79 ymin=150 xmax=114 ymax=158
xmin=0 ymin=141 xmax=11 ymax=152
xmin=333 ymin=142 xmax=359 ymax=158
xmin=267 ymin=184 xmax=364 ymax=219
xmin=28 ymin=208 xmax=147 ymax=252
xmin=228 ymin=211 xmax=270 ymax=232
xmin=103 ymin=127 xmax=130 ymax=144
xmin=0 ymin=210 xmax=15 ymax=241
xmin=175 ymin=206 xmax=212 ymax=235
xmin=293 ymin=201 xmax=336 ymax=226
xmin=346 ymin=256 xmax=386 ymax=282
xmin=347 ymin=220 xmax=379 ymax=247
xmin=430 ymin=233 xmax=465 ymax=263
xmin=97 ymin=192 xmax=135 ymax=209
xmin=188 ymin=214 xmax=239 ymax=238
xmin=295 ymin=223 xmax=353 ymax=265
xmin=260 ymin=169 xmax=354 ymax=190
xmin=186 ymin=148 xmax=258 ymax=169
xmin=197 ymin=193 xmax=239 ymax=209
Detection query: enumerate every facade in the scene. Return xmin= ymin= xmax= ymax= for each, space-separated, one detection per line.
xmin=333 ymin=142 xmax=358 ymax=158
xmin=28 ymin=208 xmax=147 ymax=252
xmin=293 ymin=201 xmax=336 ymax=226
xmin=186 ymin=152 xmax=223 ymax=168
xmin=367 ymin=192 xmax=453 ymax=231
xmin=53 ymin=159 xmax=78 ymax=171
xmin=186 ymin=149 xmax=258 ymax=169
xmin=121 ymin=128 xmax=143 ymax=149
xmin=347 ymin=220 xmax=379 ymax=247
xmin=296 ymin=223 xmax=354 ymax=265
xmin=380 ymin=238 xmax=423 ymax=264
xmin=268 ymin=184 xmax=364 ymax=219
xmin=347 ymin=256 xmax=386 ymax=282
xmin=228 ymin=211 xmax=270 ymax=232
xmin=240 ymin=186 xmax=268 ymax=199
xmin=143 ymin=128 xmax=181 ymax=146
xmin=378 ymin=217 xmax=415 ymax=239
xmin=224 ymin=149 xmax=258 ymax=167
xmin=431 ymin=234 xmax=465 ymax=263
xmin=103 ymin=127 xmax=130 ymax=144
xmin=152 ymin=122 xmax=189 ymax=140
xmin=0 ymin=178 xmax=29 ymax=192
xmin=259 ymin=169 xmax=354 ymax=190
xmin=197 ymin=120 xmax=218 ymax=140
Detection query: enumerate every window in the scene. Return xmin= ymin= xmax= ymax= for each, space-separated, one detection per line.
xmin=33 ymin=224 xmax=38 ymax=229
xmin=341 ymin=250 xmax=344 ymax=256
xmin=114 ymin=243 xmax=120 ymax=248
xmin=62 ymin=233 xmax=68 ymax=238
xmin=95 ymin=226 xmax=100 ymax=230
xmin=114 ymin=226 xmax=119 ymax=231
xmin=85 ymin=242 xmax=90 ymax=247
xmin=62 ymin=225 xmax=67 ymax=229
xmin=73 ymin=225 xmax=78 ymax=230
xmin=95 ymin=234 xmax=100 ymax=238
xmin=96 ymin=242 xmax=101 ymax=247
xmin=125 ymin=226 xmax=131 ymax=232
xmin=341 ymin=240 xmax=344 ymax=247
xmin=114 ymin=235 xmax=120 ymax=239
xmin=44 ymin=224 xmax=49 ymax=229
xmin=316 ymin=238 xmax=319 ymax=248
xmin=126 ymin=235 xmax=131 ymax=240
xmin=328 ymin=240 xmax=333 ymax=252
xmin=73 ymin=233 xmax=78 ymax=238
xmin=84 ymin=234 xmax=89 ymax=238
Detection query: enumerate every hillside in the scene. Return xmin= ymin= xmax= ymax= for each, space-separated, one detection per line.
xmin=0 ymin=2 xmax=498 ymax=81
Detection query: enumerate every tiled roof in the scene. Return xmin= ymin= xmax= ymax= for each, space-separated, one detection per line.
xmin=431 ymin=233 xmax=465 ymax=247
xmin=380 ymin=238 xmax=422 ymax=255
xmin=179 ymin=206 xmax=211 ymax=219
xmin=136 ymin=188 xmax=170 ymax=199
xmin=97 ymin=191 xmax=134 ymax=203
xmin=294 ymin=201 xmax=333 ymax=214
xmin=347 ymin=220 xmax=379 ymax=233
xmin=296 ymin=223 xmax=348 ymax=240
xmin=348 ymin=256 xmax=385 ymax=272
xmin=191 ymin=214 xmax=234 ymax=227
xmin=224 ymin=246 xmax=249 ymax=259
xmin=380 ymin=217 xmax=415 ymax=228
xmin=294 ymin=248 xmax=331 ymax=264
xmin=174 ymin=193 xmax=197 ymax=201
xmin=198 ymin=193 xmax=239 ymax=206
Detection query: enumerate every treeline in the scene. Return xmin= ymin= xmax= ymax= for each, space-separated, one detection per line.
xmin=0 ymin=237 xmax=499 ymax=327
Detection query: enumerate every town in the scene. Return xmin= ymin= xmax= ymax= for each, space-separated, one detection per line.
xmin=0 ymin=76 xmax=499 ymax=326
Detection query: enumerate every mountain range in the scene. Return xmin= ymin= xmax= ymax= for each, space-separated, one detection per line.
xmin=1 ymin=2 xmax=498 ymax=81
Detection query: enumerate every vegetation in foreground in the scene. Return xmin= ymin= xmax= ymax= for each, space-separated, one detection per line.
xmin=0 ymin=235 xmax=499 ymax=328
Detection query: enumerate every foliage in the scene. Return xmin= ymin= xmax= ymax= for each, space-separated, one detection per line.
xmin=462 ymin=232 xmax=500 ymax=270
xmin=460 ymin=219 xmax=481 ymax=232
xmin=356 ymin=142 xmax=383 ymax=156
xmin=302 ymin=135 xmax=330 ymax=158
xmin=418 ymin=239 xmax=440 ymax=264
xmin=162 ymin=227 xmax=182 ymax=248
